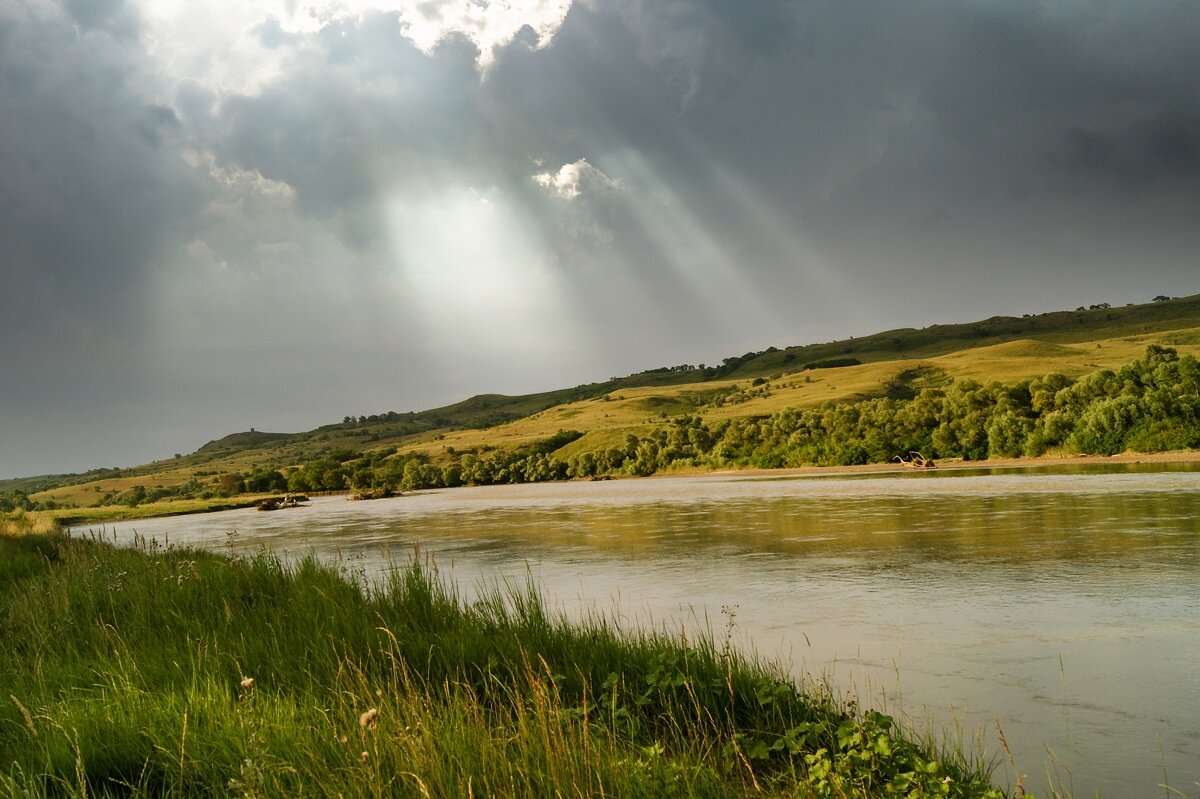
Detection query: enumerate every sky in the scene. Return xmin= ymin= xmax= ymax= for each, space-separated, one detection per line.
xmin=2 ymin=0 xmax=1199 ymax=479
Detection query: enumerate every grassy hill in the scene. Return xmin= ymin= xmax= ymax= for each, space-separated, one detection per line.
xmin=15 ymin=293 xmax=1200 ymax=513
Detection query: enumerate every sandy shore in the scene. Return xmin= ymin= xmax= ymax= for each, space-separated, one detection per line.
xmin=695 ymin=449 xmax=1200 ymax=480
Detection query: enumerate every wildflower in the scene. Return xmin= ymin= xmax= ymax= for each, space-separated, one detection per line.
xmin=359 ymin=708 xmax=379 ymax=728
xmin=240 ymin=677 xmax=254 ymax=690
xmin=359 ymin=751 xmax=369 ymax=763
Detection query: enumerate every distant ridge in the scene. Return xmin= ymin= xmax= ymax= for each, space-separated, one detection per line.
xmin=196 ymin=430 xmax=292 ymax=453
xmin=720 ymin=293 xmax=1200 ymax=380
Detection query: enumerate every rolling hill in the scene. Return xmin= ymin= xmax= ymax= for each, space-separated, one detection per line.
xmin=11 ymin=292 xmax=1200 ymax=512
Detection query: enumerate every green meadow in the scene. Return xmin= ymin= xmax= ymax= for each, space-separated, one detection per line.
xmin=0 ymin=525 xmax=1008 ymax=798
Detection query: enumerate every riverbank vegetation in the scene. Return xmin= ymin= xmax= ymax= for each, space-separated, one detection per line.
xmin=0 ymin=532 xmax=1008 ymax=797
xmin=278 ymin=345 xmax=1199 ymax=492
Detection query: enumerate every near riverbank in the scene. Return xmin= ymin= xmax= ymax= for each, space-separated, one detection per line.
xmin=0 ymin=530 xmax=1007 ymax=798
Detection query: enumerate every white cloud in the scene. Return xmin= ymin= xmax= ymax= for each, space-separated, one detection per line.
xmin=532 ymin=158 xmax=621 ymax=199
xmin=134 ymin=0 xmax=573 ymax=94
xmin=400 ymin=0 xmax=572 ymax=63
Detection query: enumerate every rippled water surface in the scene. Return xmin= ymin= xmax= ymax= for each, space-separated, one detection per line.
xmin=92 ymin=465 xmax=1200 ymax=799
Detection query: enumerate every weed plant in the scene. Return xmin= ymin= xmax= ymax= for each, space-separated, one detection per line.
xmin=0 ymin=532 xmax=1009 ymax=797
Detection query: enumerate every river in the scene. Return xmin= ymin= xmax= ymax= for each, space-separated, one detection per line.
xmin=81 ymin=464 xmax=1200 ymax=799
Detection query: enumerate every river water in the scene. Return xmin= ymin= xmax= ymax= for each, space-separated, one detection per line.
xmin=83 ymin=465 xmax=1200 ymax=799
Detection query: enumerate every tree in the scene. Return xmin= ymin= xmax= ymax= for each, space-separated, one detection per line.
xmin=1 ymin=490 xmax=33 ymax=513
xmin=287 ymin=470 xmax=312 ymax=493
xmin=125 ymin=485 xmax=148 ymax=507
xmin=1069 ymin=395 xmax=1143 ymax=454
xmin=987 ymin=411 xmax=1033 ymax=458
xmin=441 ymin=464 xmax=463 ymax=488
xmin=216 ymin=473 xmax=245 ymax=497
xmin=246 ymin=469 xmax=287 ymax=493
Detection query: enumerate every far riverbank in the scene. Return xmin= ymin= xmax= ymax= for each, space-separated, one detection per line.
xmin=698 ymin=448 xmax=1200 ymax=479
xmin=40 ymin=448 xmax=1200 ymax=526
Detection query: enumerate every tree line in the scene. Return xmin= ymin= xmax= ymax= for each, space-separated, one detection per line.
xmin=595 ymin=345 xmax=1198 ymax=473
xmin=290 ymin=345 xmax=1199 ymax=491
xmin=23 ymin=345 xmax=1191 ymax=512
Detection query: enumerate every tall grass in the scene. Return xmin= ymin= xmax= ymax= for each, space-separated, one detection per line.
xmin=0 ymin=510 xmax=58 ymax=537
xmin=0 ymin=533 xmax=1007 ymax=797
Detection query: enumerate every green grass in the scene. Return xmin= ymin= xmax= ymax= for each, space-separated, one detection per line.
xmin=0 ymin=533 xmax=1008 ymax=798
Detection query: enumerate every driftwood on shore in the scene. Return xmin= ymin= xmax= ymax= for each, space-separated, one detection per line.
xmin=893 ymin=451 xmax=937 ymax=469
xmin=257 ymin=494 xmax=310 ymax=511
xmin=349 ymin=487 xmax=401 ymax=501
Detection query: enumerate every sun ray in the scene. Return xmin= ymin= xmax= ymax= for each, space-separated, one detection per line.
xmin=385 ymin=186 xmax=582 ymax=363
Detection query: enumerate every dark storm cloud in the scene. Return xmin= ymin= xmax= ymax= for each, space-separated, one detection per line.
xmin=192 ymin=0 xmax=1200 ymax=312
xmin=0 ymin=0 xmax=208 ymax=475
xmin=1062 ymin=113 xmax=1200 ymax=187
xmin=532 ymin=1 xmax=1200 ymax=309
xmin=0 ymin=1 xmax=204 ymax=368
xmin=260 ymin=0 xmax=1197 ymax=346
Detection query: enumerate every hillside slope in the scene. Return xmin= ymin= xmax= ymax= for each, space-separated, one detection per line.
xmin=16 ymin=293 xmax=1200 ymax=509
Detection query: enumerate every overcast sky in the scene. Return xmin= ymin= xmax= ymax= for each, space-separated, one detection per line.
xmin=2 ymin=0 xmax=1199 ymax=478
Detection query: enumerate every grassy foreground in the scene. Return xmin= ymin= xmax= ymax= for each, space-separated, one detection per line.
xmin=0 ymin=530 xmax=1009 ymax=798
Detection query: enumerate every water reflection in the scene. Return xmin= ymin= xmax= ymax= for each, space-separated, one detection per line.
xmin=90 ymin=466 xmax=1200 ymax=799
